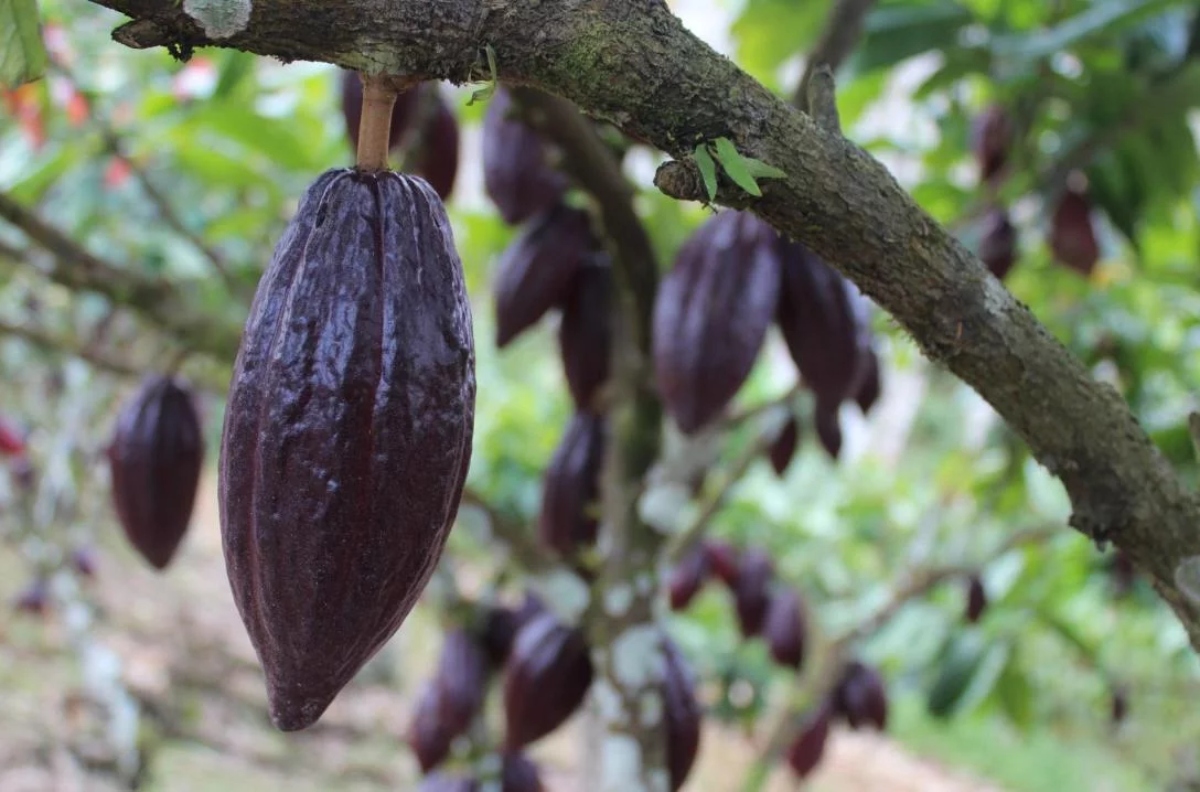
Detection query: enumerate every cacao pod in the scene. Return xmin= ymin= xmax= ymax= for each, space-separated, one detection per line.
xmin=662 ymin=634 xmax=702 ymax=791
xmin=854 ymin=348 xmax=882 ymax=414
xmin=340 ymin=70 xmax=421 ymax=154
xmin=667 ymin=542 xmax=711 ymax=612
xmin=483 ymin=88 xmax=569 ymax=225
xmin=970 ymin=105 xmax=1013 ymax=184
xmin=435 ymin=628 xmax=491 ymax=736
xmin=538 ymin=411 xmax=605 ymax=557
xmin=220 ymin=168 xmax=476 ymax=731
xmin=493 ymin=204 xmax=594 ymax=349
xmin=479 ymin=604 xmax=521 ymax=668
xmin=501 ymin=752 xmax=544 ymax=792
xmin=733 ymin=547 xmax=774 ymax=638
xmin=652 ymin=211 xmax=781 ymax=434
xmin=768 ymin=416 xmax=799 ymax=477
xmin=108 ymin=375 xmax=204 ymax=570
xmin=763 ymin=587 xmax=807 ymax=670
xmin=503 ymin=611 xmax=594 ymax=749
xmin=964 ymin=574 xmax=988 ymax=624
xmin=833 ymin=661 xmax=888 ymax=731
xmin=0 ymin=415 xmax=25 ymax=456
xmin=413 ymin=91 xmax=460 ymax=201
xmin=1110 ymin=684 xmax=1129 ymax=725
xmin=1049 ymin=186 xmax=1099 ymax=275
xmin=978 ymin=206 xmax=1017 ymax=280
xmin=408 ymin=682 xmax=456 ymax=773
xmin=704 ymin=539 xmax=740 ymax=588
xmin=558 ymin=256 xmax=613 ymax=411
xmin=813 ymin=402 xmax=843 ymax=460
xmin=785 ymin=700 xmax=832 ymax=779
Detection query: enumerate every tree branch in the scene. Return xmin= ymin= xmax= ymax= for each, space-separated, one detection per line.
xmin=0 ymin=189 xmax=242 ymax=361
xmin=83 ymin=0 xmax=1200 ymax=649
xmin=795 ymin=0 xmax=878 ymax=112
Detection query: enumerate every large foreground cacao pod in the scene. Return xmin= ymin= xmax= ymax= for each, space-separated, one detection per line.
xmin=662 ymin=635 xmax=702 ymax=791
xmin=503 ymin=612 xmax=594 ymax=749
xmin=653 ymin=211 xmax=781 ymax=434
xmin=558 ymin=257 xmax=613 ymax=410
xmin=538 ymin=412 xmax=605 ymax=557
xmin=108 ymin=376 xmax=204 ymax=570
xmin=220 ymin=168 xmax=476 ymax=731
xmin=483 ymin=88 xmax=569 ymax=225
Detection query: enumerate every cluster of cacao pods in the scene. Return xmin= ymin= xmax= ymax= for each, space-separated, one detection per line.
xmin=668 ymin=539 xmax=809 ymax=671
xmin=339 ymin=71 xmax=460 ymax=200
xmin=215 ymin=74 xmax=476 ymax=731
xmin=970 ymin=104 xmax=1099 ymax=278
xmin=652 ymin=210 xmax=880 ymax=459
xmin=786 ymin=660 xmax=890 ymax=779
xmin=107 ymin=375 xmax=204 ymax=571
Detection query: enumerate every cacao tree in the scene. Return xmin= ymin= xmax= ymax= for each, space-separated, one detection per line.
xmin=1 ymin=0 xmax=1199 ymax=790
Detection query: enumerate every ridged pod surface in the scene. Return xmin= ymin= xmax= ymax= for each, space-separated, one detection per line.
xmin=493 ymin=204 xmax=594 ymax=348
xmin=435 ymin=628 xmax=490 ymax=736
xmin=662 ymin=635 xmax=702 ymax=791
xmin=653 ymin=211 xmax=781 ymax=434
xmin=776 ymin=238 xmax=872 ymax=459
xmin=483 ymin=88 xmax=569 ymax=225
xmin=220 ymin=168 xmax=476 ymax=731
xmin=108 ymin=376 xmax=204 ymax=570
xmin=558 ymin=257 xmax=613 ymax=411
xmin=503 ymin=612 xmax=594 ymax=749
xmin=763 ymin=587 xmax=807 ymax=670
xmin=538 ymin=412 xmax=605 ymax=557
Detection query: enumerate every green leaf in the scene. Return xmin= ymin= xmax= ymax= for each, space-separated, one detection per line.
xmin=712 ymin=137 xmax=762 ymax=197
xmin=990 ymin=0 xmax=1188 ymax=64
xmin=731 ymin=0 xmax=831 ymax=89
xmin=740 ymin=156 xmax=787 ymax=180
xmin=995 ymin=647 xmax=1035 ymax=728
xmin=847 ymin=1 xmax=975 ymax=76
xmin=693 ymin=144 xmax=718 ymax=202
xmin=0 ymin=0 xmax=48 ymax=88
xmin=927 ymin=629 xmax=989 ymax=718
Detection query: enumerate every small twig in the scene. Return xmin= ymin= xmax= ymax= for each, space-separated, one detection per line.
xmin=794 ymin=0 xmax=879 ymax=113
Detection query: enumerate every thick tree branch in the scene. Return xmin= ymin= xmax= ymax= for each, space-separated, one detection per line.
xmin=0 ymin=189 xmax=242 ymax=361
xmin=795 ymin=0 xmax=878 ymax=111
xmin=85 ymin=0 xmax=1200 ymax=650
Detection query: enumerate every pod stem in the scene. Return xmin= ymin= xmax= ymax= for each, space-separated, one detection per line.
xmin=357 ymin=74 xmax=399 ymax=172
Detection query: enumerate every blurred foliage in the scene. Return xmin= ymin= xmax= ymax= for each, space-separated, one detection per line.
xmin=1 ymin=0 xmax=1199 ymax=790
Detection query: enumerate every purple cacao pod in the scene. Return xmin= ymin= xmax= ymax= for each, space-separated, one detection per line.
xmin=108 ymin=375 xmax=204 ymax=570
xmin=854 ymin=348 xmax=882 ymax=414
xmin=964 ymin=574 xmax=988 ymax=624
xmin=667 ymin=543 xmax=711 ymax=612
xmin=493 ymin=204 xmax=594 ymax=348
xmin=763 ymin=587 xmax=807 ymax=670
xmin=408 ymin=682 xmax=456 ymax=773
xmin=538 ymin=412 xmax=605 ymax=557
xmin=558 ymin=257 xmax=613 ymax=411
xmin=785 ymin=700 xmax=832 ymax=779
xmin=652 ymin=211 xmax=782 ymax=434
xmin=833 ymin=661 xmax=888 ymax=731
xmin=435 ymin=628 xmax=491 ymax=735
xmin=414 ymin=91 xmax=460 ymax=201
xmin=503 ymin=612 xmax=594 ymax=750
xmin=1049 ymin=186 xmax=1099 ymax=275
xmin=971 ymin=105 xmax=1014 ymax=184
xmin=704 ymin=540 xmax=740 ymax=588
xmin=219 ymin=169 xmax=476 ymax=731
xmin=501 ymin=752 xmax=544 ymax=792
xmin=479 ymin=604 xmax=522 ymax=668
xmin=662 ymin=635 xmax=702 ymax=791
xmin=768 ymin=416 xmax=799 ymax=477
xmin=733 ymin=548 xmax=774 ymax=638
xmin=978 ymin=206 xmax=1017 ymax=280
xmin=483 ymin=88 xmax=569 ymax=225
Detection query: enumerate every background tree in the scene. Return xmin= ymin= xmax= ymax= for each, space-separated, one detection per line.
xmin=1 ymin=0 xmax=1199 ymax=790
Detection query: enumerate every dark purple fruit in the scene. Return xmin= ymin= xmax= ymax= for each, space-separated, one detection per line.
xmin=662 ymin=635 xmax=702 ymax=791
xmin=1110 ymin=685 xmax=1129 ymax=725
xmin=768 ymin=417 xmax=799 ymax=477
xmin=435 ymin=628 xmax=490 ymax=735
xmin=667 ymin=543 xmax=711 ymax=612
xmin=854 ymin=349 xmax=882 ymax=414
xmin=538 ymin=412 xmax=605 ymax=557
xmin=704 ymin=540 xmax=740 ymax=588
xmin=483 ymin=88 xmax=569 ymax=225
xmin=219 ymin=169 xmax=476 ymax=731
xmin=833 ymin=661 xmax=888 ymax=731
xmin=813 ymin=402 xmax=843 ymax=460
xmin=763 ymin=587 xmax=807 ymax=670
xmin=785 ymin=700 xmax=832 ymax=779
xmin=964 ymin=574 xmax=988 ymax=624
xmin=479 ymin=605 xmax=521 ymax=668
xmin=733 ymin=548 xmax=774 ymax=638
xmin=558 ymin=257 xmax=612 ymax=411
xmin=408 ymin=682 xmax=456 ymax=773
xmin=1049 ymin=186 xmax=1099 ymax=275
xmin=971 ymin=105 xmax=1013 ymax=184
xmin=108 ymin=375 xmax=204 ymax=571
xmin=414 ymin=91 xmax=460 ymax=201
xmin=652 ymin=211 xmax=782 ymax=434
xmin=501 ymin=752 xmax=544 ymax=792
xmin=503 ymin=612 xmax=594 ymax=749
xmin=493 ymin=204 xmax=594 ymax=349
xmin=978 ymin=206 xmax=1017 ymax=280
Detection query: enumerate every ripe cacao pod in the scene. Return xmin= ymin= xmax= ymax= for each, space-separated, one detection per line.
xmin=108 ymin=375 xmax=204 ymax=570
xmin=1049 ymin=186 xmax=1099 ymax=275
xmin=704 ymin=539 xmax=740 ymax=588
xmin=413 ymin=91 xmax=461 ymax=201
xmin=785 ymin=700 xmax=832 ymax=779
xmin=479 ymin=604 xmax=522 ymax=668
xmin=833 ymin=661 xmax=888 ymax=731
xmin=538 ymin=411 xmax=605 ymax=557
xmin=662 ymin=634 xmax=702 ymax=791
xmin=558 ymin=256 xmax=613 ymax=411
xmin=501 ymin=752 xmax=544 ymax=792
xmin=493 ymin=204 xmax=594 ymax=348
xmin=971 ymin=105 xmax=1014 ymax=184
xmin=768 ymin=416 xmax=799 ymax=477
xmin=435 ymin=628 xmax=490 ymax=735
xmin=1110 ymin=684 xmax=1129 ymax=725
xmin=340 ymin=70 xmax=421 ymax=154
xmin=667 ymin=543 xmax=711 ymax=612
xmin=733 ymin=547 xmax=774 ymax=638
xmin=483 ymin=88 xmax=569 ymax=225
xmin=220 ymin=168 xmax=476 ymax=731
xmin=978 ymin=206 xmax=1017 ymax=280
xmin=854 ymin=348 xmax=882 ymax=414
xmin=0 ymin=415 xmax=25 ymax=456
xmin=763 ymin=587 xmax=807 ymax=670
xmin=964 ymin=574 xmax=988 ymax=624
xmin=652 ymin=211 xmax=781 ymax=434
xmin=408 ymin=682 xmax=456 ymax=773
xmin=813 ymin=403 xmax=843 ymax=460
xmin=503 ymin=611 xmax=594 ymax=749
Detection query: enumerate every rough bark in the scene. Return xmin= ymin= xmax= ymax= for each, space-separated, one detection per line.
xmin=81 ymin=0 xmax=1200 ymax=652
